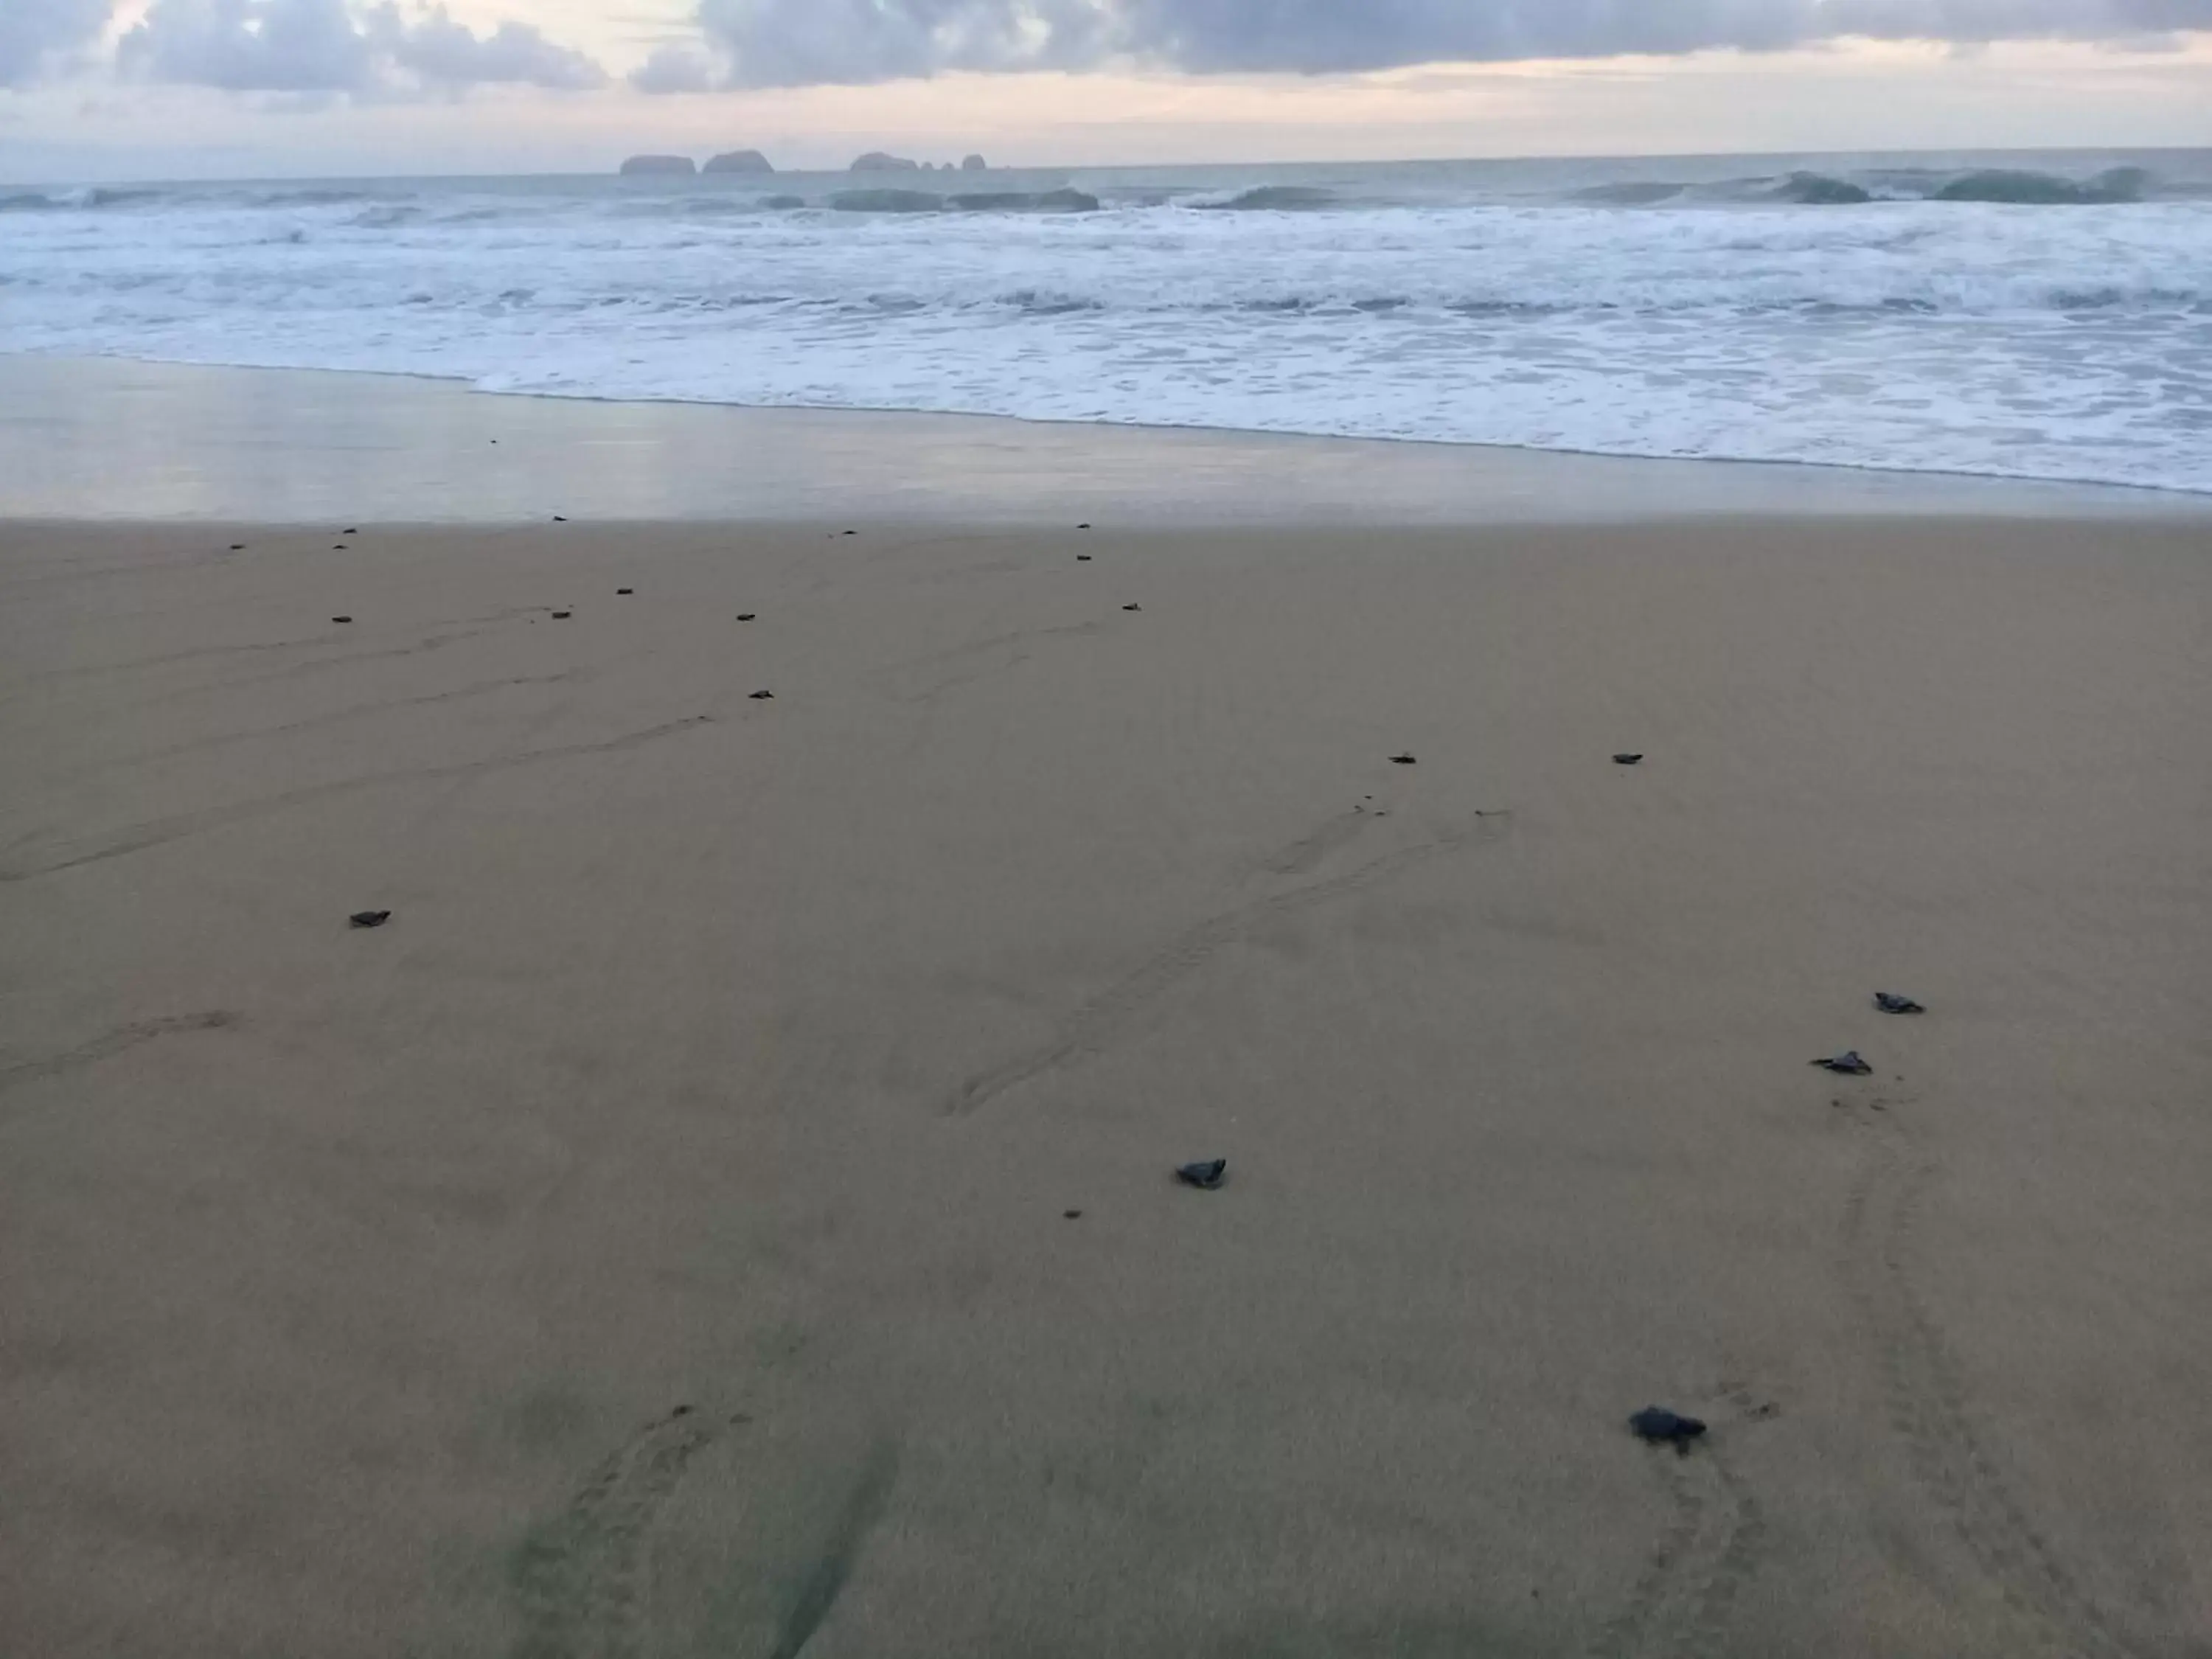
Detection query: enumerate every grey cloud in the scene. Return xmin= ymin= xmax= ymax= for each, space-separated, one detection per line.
xmin=120 ymin=0 xmax=372 ymax=89
xmin=370 ymin=5 xmax=607 ymax=88
xmin=692 ymin=0 xmax=1110 ymax=86
xmin=630 ymin=41 xmax=717 ymax=91
xmin=686 ymin=0 xmax=2212 ymax=86
xmin=116 ymin=0 xmax=605 ymax=92
xmin=1 ymin=0 xmax=113 ymax=87
xmin=1818 ymin=0 xmax=2212 ymax=36
xmin=1116 ymin=0 xmax=1814 ymax=73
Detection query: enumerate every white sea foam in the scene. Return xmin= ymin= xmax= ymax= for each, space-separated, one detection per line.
xmin=4 ymin=155 xmax=2209 ymax=493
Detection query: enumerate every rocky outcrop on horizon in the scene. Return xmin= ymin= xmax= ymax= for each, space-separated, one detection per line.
xmin=703 ymin=150 xmax=774 ymax=175
xmin=850 ymin=151 xmax=920 ymax=173
xmin=961 ymin=154 xmax=987 ymax=171
xmin=619 ymin=155 xmax=695 ymax=175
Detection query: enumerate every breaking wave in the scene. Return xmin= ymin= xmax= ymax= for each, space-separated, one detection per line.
xmin=4 ymin=150 xmax=2208 ymax=493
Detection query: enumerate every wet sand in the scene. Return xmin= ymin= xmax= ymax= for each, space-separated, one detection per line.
xmin=4 ymin=514 xmax=2211 ymax=1658
xmin=5 ymin=354 xmax=2205 ymax=526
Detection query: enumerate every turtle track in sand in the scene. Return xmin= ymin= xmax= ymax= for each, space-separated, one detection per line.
xmin=1838 ymin=1109 xmax=2144 ymax=1658
xmin=1586 ymin=1449 xmax=1764 ymax=1659
xmin=941 ymin=810 xmax=1509 ymax=1117
xmin=0 ymin=1009 xmax=240 ymax=1105
xmin=509 ymin=1406 xmax=734 ymax=1659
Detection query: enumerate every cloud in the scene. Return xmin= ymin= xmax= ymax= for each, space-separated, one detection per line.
xmin=681 ymin=0 xmax=2212 ymax=86
xmin=1 ymin=0 xmax=114 ymax=87
xmin=119 ymin=0 xmax=371 ymax=89
xmin=630 ymin=41 xmax=717 ymax=92
xmin=116 ymin=0 xmax=606 ymax=93
xmin=689 ymin=0 xmax=1106 ymax=86
xmin=372 ymin=6 xmax=607 ymax=89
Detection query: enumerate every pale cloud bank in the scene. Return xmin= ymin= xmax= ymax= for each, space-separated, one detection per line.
xmin=643 ymin=0 xmax=2212 ymax=89
xmin=10 ymin=0 xmax=2212 ymax=100
xmin=2 ymin=0 xmax=112 ymax=86
xmin=5 ymin=0 xmax=605 ymax=92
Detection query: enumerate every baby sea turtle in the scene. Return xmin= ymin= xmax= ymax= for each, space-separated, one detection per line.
xmin=1874 ymin=992 xmax=1925 ymax=1015
xmin=1389 ymin=753 xmax=1417 ymax=765
xmin=1812 ymin=1050 xmax=1874 ymax=1076
xmin=617 ymin=587 xmax=634 ymax=596
xmin=332 ymin=616 xmax=353 ymax=625
xmin=1122 ymin=602 xmax=1141 ymax=611
xmin=737 ymin=613 xmax=757 ymax=622
xmin=1628 ymin=1406 xmax=1707 ymax=1454
xmin=1613 ymin=753 xmax=1644 ymax=765
xmin=550 ymin=611 xmax=573 ymax=619
xmin=1077 ymin=553 xmax=1092 ymax=561
xmin=748 ymin=689 xmax=775 ymax=700
xmin=348 ymin=910 xmax=392 ymax=929
xmin=1175 ymin=1159 xmax=1228 ymax=1191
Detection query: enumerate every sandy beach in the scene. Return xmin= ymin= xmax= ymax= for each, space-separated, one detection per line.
xmin=4 ymin=504 xmax=2211 ymax=1658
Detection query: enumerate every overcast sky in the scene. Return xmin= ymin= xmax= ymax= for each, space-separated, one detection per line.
xmin=4 ymin=0 xmax=2209 ymax=180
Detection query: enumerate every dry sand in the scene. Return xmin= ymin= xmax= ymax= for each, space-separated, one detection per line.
xmin=3 ymin=514 xmax=2209 ymax=1658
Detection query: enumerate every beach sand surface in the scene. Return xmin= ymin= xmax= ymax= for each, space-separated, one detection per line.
xmin=3 ymin=515 xmax=2209 ymax=1658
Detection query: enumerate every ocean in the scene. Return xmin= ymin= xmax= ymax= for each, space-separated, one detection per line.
xmin=4 ymin=147 xmax=2210 ymax=494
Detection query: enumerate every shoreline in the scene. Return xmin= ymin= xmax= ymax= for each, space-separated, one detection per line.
xmin=7 ymin=353 xmax=2207 ymax=526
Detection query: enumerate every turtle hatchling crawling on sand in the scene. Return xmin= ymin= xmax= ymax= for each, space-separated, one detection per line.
xmin=1628 ymin=1406 xmax=1708 ymax=1454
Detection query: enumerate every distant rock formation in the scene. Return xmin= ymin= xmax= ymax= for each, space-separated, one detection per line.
xmin=961 ymin=153 xmax=987 ymax=172
xmin=619 ymin=155 xmax=695 ymax=175
xmin=947 ymin=188 xmax=1099 ymax=213
xmin=829 ymin=188 xmax=940 ymax=213
xmin=850 ymin=151 xmax=921 ymax=173
xmin=703 ymin=150 xmax=773 ymax=175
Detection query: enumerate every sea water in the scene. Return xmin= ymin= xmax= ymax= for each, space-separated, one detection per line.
xmin=4 ymin=148 xmax=2208 ymax=493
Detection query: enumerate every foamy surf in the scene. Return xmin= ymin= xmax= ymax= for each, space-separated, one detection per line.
xmin=4 ymin=149 xmax=2208 ymax=494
